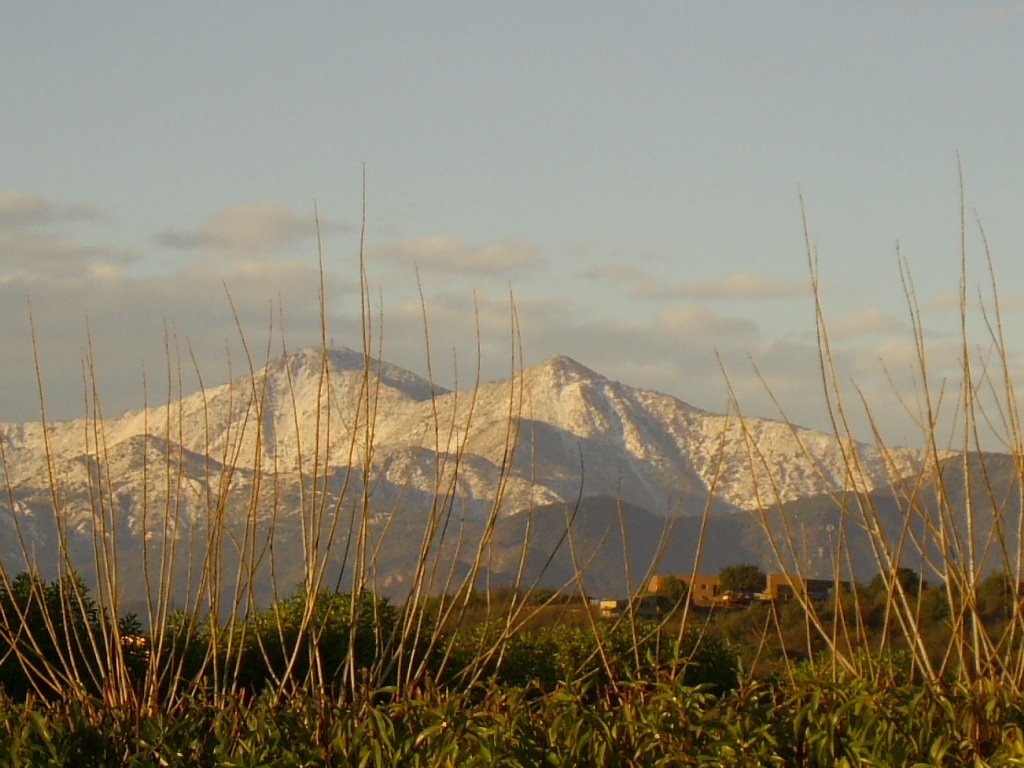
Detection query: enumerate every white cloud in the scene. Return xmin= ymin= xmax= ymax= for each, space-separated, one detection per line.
xmin=155 ymin=201 xmax=341 ymax=261
xmin=0 ymin=258 xmax=358 ymax=422
xmin=0 ymin=195 xmax=368 ymax=421
xmin=655 ymin=305 xmax=758 ymax=341
xmin=652 ymin=271 xmax=809 ymax=300
xmin=826 ymin=307 xmax=907 ymax=340
xmin=582 ymin=264 xmax=648 ymax=283
xmin=586 ymin=264 xmax=808 ymax=301
xmin=0 ymin=190 xmax=100 ymax=228
xmin=373 ymin=235 xmax=541 ymax=276
xmin=0 ymin=192 xmax=134 ymax=286
xmin=0 ymin=231 xmax=131 ymax=278
xmin=987 ymin=296 xmax=1024 ymax=316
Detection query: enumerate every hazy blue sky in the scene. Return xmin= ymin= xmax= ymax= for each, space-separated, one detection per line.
xmin=4 ymin=3 xmax=1024 ymax=446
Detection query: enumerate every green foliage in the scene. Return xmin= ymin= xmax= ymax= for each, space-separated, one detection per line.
xmin=233 ymin=588 xmax=399 ymax=693
xmin=3 ymin=673 xmax=1024 ymax=765
xmin=0 ymin=572 xmax=105 ymax=699
xmin=866 ymin=567 xmax=922 ymax=600
xmin=438 ymin=618 xmax=737 ymax=697
xmin=8 ymin=566 xmax=1024 ymax=763
xmin=719 ymin=563 xmax=767 ymax=596
xmin=977 ymin=571 xmax=1017 ymax=621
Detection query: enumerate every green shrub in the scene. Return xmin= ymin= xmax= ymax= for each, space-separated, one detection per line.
xmin=230 ymin=588 xmax=398 ymax=694
xmin=0 ymin=572 xmax=105 ymax=700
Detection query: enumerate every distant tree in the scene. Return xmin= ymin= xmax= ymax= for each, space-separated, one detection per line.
xmin=654 ymin=575 xmax=688 ymax=609
xmin=867 ymin=567 xmax=922 ymax=600
xmin=917 ymin=582 xmax=950 ymax=625
xmin=977 ymin=571 xmax=1016 ymax=621
xmin=719 ymin=564 xmax=766 ymax=596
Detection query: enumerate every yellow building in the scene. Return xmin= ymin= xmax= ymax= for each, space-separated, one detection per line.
xmin=647 ymin=573 xmax=723 ymax=607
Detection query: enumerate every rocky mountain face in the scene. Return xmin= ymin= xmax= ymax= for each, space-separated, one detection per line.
xmin=0 ymin=347 xmax=941 ymax=604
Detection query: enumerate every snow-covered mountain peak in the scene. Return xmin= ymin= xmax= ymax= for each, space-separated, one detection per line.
xmin=0 ymin=346 xmax=928 ymax=521
xmin=260 ymin=346 xmax=444 ymax=403
xmin=524 ymin=355 xmax=604 ymax=392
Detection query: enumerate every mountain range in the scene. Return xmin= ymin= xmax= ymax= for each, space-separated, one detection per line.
xmin=0 ymin=347 xmax=1012 ymax=606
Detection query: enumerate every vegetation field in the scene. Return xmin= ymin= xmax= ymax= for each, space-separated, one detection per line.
xmin=4 ymin=576 xmax=1024 ymax=765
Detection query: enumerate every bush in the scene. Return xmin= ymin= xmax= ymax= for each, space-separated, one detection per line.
xmin=230 ymin=588 xmax=398 ymax=694
xmin=0 ymin=572 xmax=105 ymax=699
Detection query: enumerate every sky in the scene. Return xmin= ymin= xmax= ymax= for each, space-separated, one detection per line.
xmin=3 ymin=2 xmax=1024 ymax=448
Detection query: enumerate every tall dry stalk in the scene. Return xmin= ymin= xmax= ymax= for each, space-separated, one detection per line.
xmin=740 ymin=177 xmax=1024 ymax=691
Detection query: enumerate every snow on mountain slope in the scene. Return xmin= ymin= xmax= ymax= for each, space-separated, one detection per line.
xmin=0 ymin=347 xmax=921 ymax=517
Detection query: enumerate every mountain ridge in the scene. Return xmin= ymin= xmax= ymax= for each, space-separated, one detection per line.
xmin=1 ymin=346 xmax=922 ymax=514
xmin=0 ymin=345 xmax=957 ymax=602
